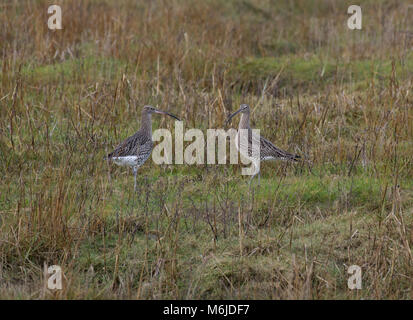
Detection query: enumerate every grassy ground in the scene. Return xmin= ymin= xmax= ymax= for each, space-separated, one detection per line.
xmin=0 ymin=0 xmax=412 ymax=299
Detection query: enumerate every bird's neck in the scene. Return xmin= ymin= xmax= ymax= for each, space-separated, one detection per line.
xmin=239 ymin=112 xmax=250 ymax=129
xmin=140 ymin=111 xmax=152 ymax=136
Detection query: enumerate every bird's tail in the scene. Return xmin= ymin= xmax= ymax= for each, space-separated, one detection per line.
xmin=280 ymin=150 xmax=301 ymax=162
xmin=291 ymin=153 xmax=301 ymax=162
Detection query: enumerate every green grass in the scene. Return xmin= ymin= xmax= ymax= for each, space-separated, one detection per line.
xmin=0 ymin=0 xmax=412 ymax=300
xmin=233 ymin=53 xmax=413 ymax=92
xmin=22 ymin=55 xmax=127 ymax=83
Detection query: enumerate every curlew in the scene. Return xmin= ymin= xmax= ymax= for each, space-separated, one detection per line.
xmin=105 ymin=105 xmax=180 ymax=191
xmin=226 ymin=104 xmax=300 ymax=186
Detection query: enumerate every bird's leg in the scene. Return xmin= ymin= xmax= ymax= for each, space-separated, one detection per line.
xmin=257 ymin=171 xmax=261 ymax=187
xmin=248 ymin=170 xmax=260 ymax=192
xmin=133 ymin=166 xmax=138 ymax=191
xmin=248 ymin=174 xmax=255 ymax=186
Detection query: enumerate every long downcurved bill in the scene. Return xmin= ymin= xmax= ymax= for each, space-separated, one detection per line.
xmin=225 ymin=108 xmax=243 ymax=125
xmin=155 ymin=110 xmax=181 ymax=121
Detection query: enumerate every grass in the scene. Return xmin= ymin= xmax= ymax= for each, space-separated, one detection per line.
xmin=22 ymin=55 xmax=126 ymax=83
xmin=234 ymin=53 xmax=413 ymax=92
xmin=0 ymin=0 xmax=412 ymax=299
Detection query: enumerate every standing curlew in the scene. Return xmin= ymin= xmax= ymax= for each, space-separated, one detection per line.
xmin=105 ymin=105 xmax=180 ymax=191
xmin=226 ymin=104 xmax=300 ymax=186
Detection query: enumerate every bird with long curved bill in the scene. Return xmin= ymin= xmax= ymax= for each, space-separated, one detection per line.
xmin=226 ymin=104 xmax=301 ymax=188
xmin=104 ymin=105 xmax=181 ymax=191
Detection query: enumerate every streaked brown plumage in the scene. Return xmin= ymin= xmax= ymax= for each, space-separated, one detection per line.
xmin=105 ymin=105 xmax=180 ymax=190
xmin=226 ymin=104 xmax=300 ymax=185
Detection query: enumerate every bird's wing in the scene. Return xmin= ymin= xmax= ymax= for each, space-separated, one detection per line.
xmin=107 ymin=131 xmax=153 ymax=159
xmin=107 ymin=133 xmax=140 ymax=158
xmin=259 ymin=135 xmax=300 ymax=161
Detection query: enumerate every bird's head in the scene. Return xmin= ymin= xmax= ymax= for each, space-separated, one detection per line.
xmin=143 ymin=105 xmax=181 ymax=121
xmin=226 ymin=104 xmax=250 ymax=124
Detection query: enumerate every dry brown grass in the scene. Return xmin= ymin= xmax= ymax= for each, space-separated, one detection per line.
xmin=0 ymin=0 xmax=412 ymax=299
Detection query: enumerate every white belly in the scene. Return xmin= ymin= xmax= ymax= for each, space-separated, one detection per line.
xmin=111 ymin=156 xmax=139 ymax=167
